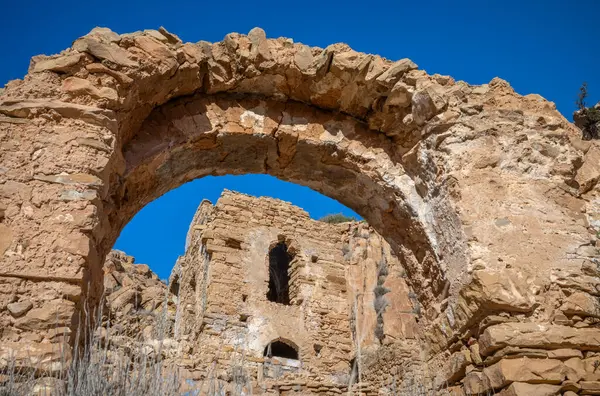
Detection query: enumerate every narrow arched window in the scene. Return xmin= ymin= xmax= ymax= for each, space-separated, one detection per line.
xmin=264 ymin=340 xmax=299 ymax=360
xmin=266 ymin=242 xmax=292 ymax=304
xmin=349 ymin=357 xmax=360 ymax=384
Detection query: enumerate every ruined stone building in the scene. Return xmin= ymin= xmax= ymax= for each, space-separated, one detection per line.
xmin=165 ymin=190 xmax=420 ymax=393
xmin=2 ymin=25 xmax=600 ymax=395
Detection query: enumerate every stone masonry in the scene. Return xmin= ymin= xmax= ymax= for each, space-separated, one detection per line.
xmin=1 ymin=25 xmax=600 ymax=395
xmin=168 ymin=190 xmax=420 ymax=394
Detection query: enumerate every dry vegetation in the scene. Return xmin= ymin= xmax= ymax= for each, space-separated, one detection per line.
xmin=1 ymin=298 xmax=450 ymax=396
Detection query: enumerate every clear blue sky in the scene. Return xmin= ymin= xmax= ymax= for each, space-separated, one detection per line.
xmin=2 ymin=0 xmax=599 ymax=279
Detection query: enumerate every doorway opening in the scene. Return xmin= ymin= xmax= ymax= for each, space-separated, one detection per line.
xmin=264 ymin=340 xmax=299 ymax=360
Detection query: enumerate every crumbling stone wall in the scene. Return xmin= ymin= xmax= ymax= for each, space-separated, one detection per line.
xmin=1 ymin=25 xmax=599 ymax=394
xmin=170 ymin=190 xmax=420 ymax=393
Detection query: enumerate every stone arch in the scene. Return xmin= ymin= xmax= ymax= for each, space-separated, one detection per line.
xmin=106 ymin=92 xmax=447 ymax=306
xmin=263 ymin=338 xmax=300 ymax=361
xmin=0 ymin=25 xmax=593 ymax=393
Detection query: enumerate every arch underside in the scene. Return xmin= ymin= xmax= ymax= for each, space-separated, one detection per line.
xmin=101 ymin=93 xmax=451 ymax=308
xmin=0 ymin=26 xmax=594 ymax=394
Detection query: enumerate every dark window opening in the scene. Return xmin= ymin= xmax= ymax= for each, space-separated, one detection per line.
xmin=264 ymin=340 xmax=299 ymax=360
xmin=266 ymin=242 xmax=292 ymax=304
xmin=313 ymin=344 xmax=323 ymax=356
xmin=349 ymin=357 xmax=359 ymax=384
xmin=169 ymin=278 xmax=180 ymax=297
xmin=225 ymin=237 xmax=242 ymax=249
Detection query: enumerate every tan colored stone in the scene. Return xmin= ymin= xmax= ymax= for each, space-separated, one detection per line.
xmin=0 ymin=341 xmax=70 ymax=373
xmin=581 ymin=381 xmax=600 ymax=395
xmin=564 ymin=357 xmax=587 ymax=382
xmin=0 ymin=26 xmax=597 ymax=391
xmin=483 ymin=347 xmax=549 ymax=366
xmin=485 ymin=358 xmax=566 ymax=389
xmin=86 ymin=62 xmax=133 ymax=85
xmin=134 ymin=35 xmax=176 ymax=62
xmin=547 ymin=348 xmax=584 ymax=359
xmin=469 ymin=343 xmax=483 ymax=365
xmin=107 ymin=286 xmax=140 ymax=312
xmin=561 ymin=291 xmax=600 ymax=318
xmin=435 ymin=350 xmax=471 ymax=388
xmin=385 ymin=82 xmax=413 ymax=108
xmin=15 ymin=300 xmax=75 ymax=331
xmin=34 ymin=173 xmax=103 ymax=186
xmin=0 ymin=223 xmax=13 ymax=255
xmin=159 ymin=26 xmax=182 ymax=44
xmin=248 ymin=27 xmax=272 ymax=62
xmin=561 ymin=380 xmax=581 ymax=393
xmin=463 ymin=371 xmax=488 ymax=395
xmin=576 ymin=143 xmax=600 ymax=193
xmin=0 ymin=98 xmax=116 ymax=129
xmin=62 ymin=76 xmax=118 ymax=102
xmin=32 ymin=378 xmax=65 ymax=396
xmin=497 ymin=382 xmax=561 ymax=396
xmin=7 ymin=300 xmax=33 ymax=317
xmin=87 ymin=27 xmax=120 ymax=43
xmin=376 ymin=58 xmax=417 ymax=86
xmin=32 ymin=53 xmax=83 ymax=73
xmin=73 ymin=37 xmax=137 ymax=67
xmin=479 ymin=323 xmax=600 ymax=356
xmin=582 ymin=260 xmax=600 ymax=277
xmin=460 ymin=270 xmax=537 ymax=315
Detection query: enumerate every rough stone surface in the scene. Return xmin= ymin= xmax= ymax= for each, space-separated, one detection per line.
xmin=167 ymin=191 xmax=420 ymax=392
xmin=7 ymin=300 xmax=33 ymax=317
xmin=497 ymin=382 xmax=561 ymax=396
xmin=0 ymin=26 xmax=599 ymax=394
xmin=479 ymin=323 xmax=600 ymax=356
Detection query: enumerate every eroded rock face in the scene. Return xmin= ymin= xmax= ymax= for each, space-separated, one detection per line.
xmin=102 ymin=250 xmax=175 ymax=339
xmin=0 ymin=26 xmax=599 ymax=394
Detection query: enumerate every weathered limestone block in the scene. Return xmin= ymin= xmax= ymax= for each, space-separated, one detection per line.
xmin=459 ymin=270 xmax=538 ymax=314
xmin=14 ymin=299 xmax=75 ymax=331
xmin=560 ymin=291 xmax=600 ymax=318
xmin=565 ymin=357 xmax=600 ymax=382
xmin=7 ymin=300 xmax=33 ymax=317
xmin=547 ymin=348 xmax=584 ymax=359
xmin=31 ymin=53 xmax=84 ymax=73
xmin=576 ymin=143 xmax=600 ymax=193
xmin=62 ymin=76 xmax=118 ymax=103
xmin=580 ymin=381 xmax=600 ymax=395
xmin=73 ymin=37 xmax=138 ymax=68
xmin=375 ymin=58 xmax=417 ymax=86
xmin=465 ymin=358 xmax=567 ymax=395
xmin=0 ymin=98 xmax=117 ymax=129
xmin=496 ymin=382 xmax=561 ymax=396
xmin=479 ymin=323 xmax=600 ymax=356
xmin=0 ymin=341 xmax=70 ymax=373
xmin=0 ymin=223 xmax=13 ymax=256
xmin=435 ymin=350 xmax=471 ymax=388
xmin=463 ymin=371 xmax=488 ymax=395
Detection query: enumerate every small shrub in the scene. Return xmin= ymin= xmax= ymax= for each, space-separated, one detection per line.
xmin=575 ymin=82 xmax=600 ymax=140
xmin=373 ymin=285 xmax=391 ymax=298
xmin=373 ymin=296 xmax=389 ymax=314
xmin=318 ymin=213 xmax=357 ymax=224
xmin=376 ymin=258 xmax=389 ymax=278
